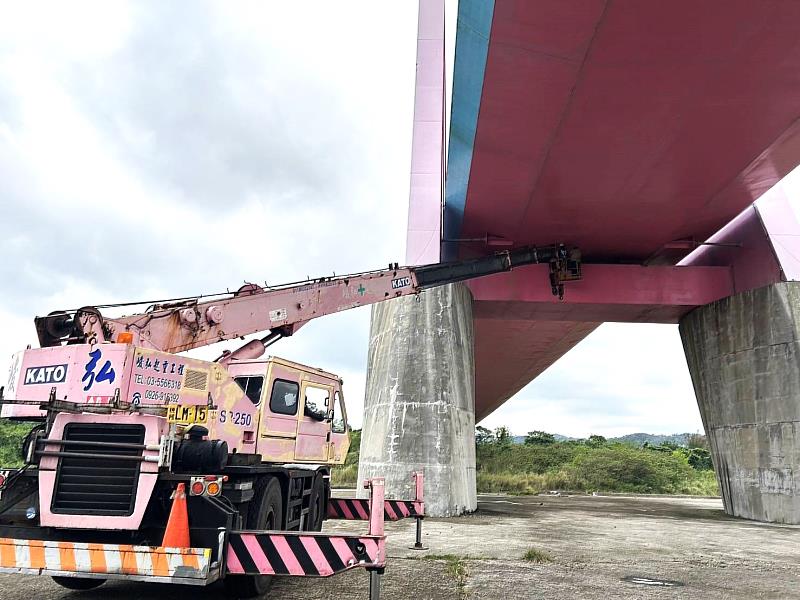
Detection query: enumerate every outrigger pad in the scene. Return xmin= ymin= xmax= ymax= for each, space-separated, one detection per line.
xmin=226 ymin=532 xmax=385 ymax=577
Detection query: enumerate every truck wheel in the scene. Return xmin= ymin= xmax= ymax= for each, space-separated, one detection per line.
xmin=307 ymin=475 xmax=325 ymax=532
xmin=51 ymin=576 xmax=106 ymax=590
xmin=224 ymin=476 xmax=282 ymax=599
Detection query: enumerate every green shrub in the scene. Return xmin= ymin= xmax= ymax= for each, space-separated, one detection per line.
xmin=677 ymin=469 xmax=719 ymax=496
xmin=564 ymin=443 xmax=694 ymax=493
xmin=293 ymin=424 xmax=721 ymax=497
xmin=330 ymin=428 xmax=361 ymax=487
xmin=477 ymin=442 xmax=583 ymax=475
xmin=0 ymin=420 xmax=34 ymax=468
xmin=522 ymin=548 xmax=552 ymax=563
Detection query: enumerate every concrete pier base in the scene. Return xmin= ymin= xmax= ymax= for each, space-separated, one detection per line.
xmin=680 ymin=282 xmax=800 ymax=523
xmin=357 ymin=283 xmax=477 ymax=517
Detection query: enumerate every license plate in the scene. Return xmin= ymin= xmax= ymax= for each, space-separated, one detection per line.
xmin=167 ymin=404 xmax=208 ymax=425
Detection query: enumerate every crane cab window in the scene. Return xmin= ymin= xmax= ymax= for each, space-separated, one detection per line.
xmin=270 ymin=379 xmax=299 ymax=415
xmin=331 ymin=390 xmax=346 ymax=433
xmin=234 ymin=376 xmax=264 ymax=404
xmin=303 ymin=386 xmax=329 ymax=422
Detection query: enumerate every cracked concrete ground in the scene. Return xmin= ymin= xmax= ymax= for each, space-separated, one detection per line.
xmin=1 ymin=493 xmax=798 ymax=599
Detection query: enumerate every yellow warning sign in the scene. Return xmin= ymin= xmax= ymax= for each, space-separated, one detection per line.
xmin=167 ymin=404 xmax=209 ymax=425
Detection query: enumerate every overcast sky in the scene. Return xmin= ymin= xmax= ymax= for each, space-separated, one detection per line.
xmin=0 ymin=1 xmax=704 ymax=438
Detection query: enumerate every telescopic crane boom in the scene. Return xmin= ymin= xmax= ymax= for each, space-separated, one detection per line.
xmin=34 ymin=244 xmax=581 ymax=357
xmin=0 ymin=243 xmax=579 ymax=596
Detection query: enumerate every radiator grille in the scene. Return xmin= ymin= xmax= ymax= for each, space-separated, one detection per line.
xmin=184 ymin=369 xmax=208 ymax=391
xmin=51 ymin=424 xmax=145 ymax=516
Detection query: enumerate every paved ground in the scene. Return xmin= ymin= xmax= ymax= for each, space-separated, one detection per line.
xmin=1 ymin=493 xmax=798 ymax=599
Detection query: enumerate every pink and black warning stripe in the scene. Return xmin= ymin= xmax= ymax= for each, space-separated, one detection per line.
xmin=327 ymin=498 xmax=424 ymax=521
xmin=226 ymin=533 xmax=384 ymax=577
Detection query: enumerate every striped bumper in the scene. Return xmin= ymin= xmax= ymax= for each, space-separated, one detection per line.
xmin=227 ymin=532 xmax=384 ymax=577
xmin=328 ymin=498 xmax=424 ymax=521
xmin=0 ymin=538 xmax=213 ymax=584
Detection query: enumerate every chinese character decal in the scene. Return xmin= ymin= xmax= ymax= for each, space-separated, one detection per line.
xmin=82 ymin=349 xmax=116 ymax=391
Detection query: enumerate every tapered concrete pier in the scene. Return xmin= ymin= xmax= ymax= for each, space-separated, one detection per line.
xmin=681 ymin=283 xmax=800 ymax=524
xmin=357 ymin=283 xmax=477 ymax=517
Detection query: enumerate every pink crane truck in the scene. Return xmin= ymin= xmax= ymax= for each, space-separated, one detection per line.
xmin=0 ymin=245 xmax=579 ymax=598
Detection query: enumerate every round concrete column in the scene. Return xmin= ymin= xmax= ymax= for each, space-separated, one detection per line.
xmin=357 ymin=283 xmax=477 ymax=517
xmin=680 ymin=282 xmax=800 ymax=524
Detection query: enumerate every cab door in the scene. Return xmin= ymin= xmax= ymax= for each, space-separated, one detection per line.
xmin=294 ymin=380 xmax=332 ymax=462
xmin=257 ymin=365 xmax=301 ymax=461
xmin=328 ymin=387 xmax=350 ymax=463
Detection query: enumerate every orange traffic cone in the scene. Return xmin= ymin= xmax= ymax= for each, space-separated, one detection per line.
xmin=162 ymin=483 xmax=190 ymax=548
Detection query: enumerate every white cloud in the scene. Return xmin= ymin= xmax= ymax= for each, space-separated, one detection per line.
xmin=480 ymin=323 xmax=703 ymax=438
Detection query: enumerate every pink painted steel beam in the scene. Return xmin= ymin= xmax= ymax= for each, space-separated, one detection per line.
xmin=459 ymin=0 xmax=800 ymax=262
xmin=405 ymin=0 xmax=445 ymax=266
xmin=473 ymin=319 xmax=599 ymax=420
xmin=468 ymin=265 xmax=734 ymax=324
xmin=682 ymin=165 xmax=800 ymax=286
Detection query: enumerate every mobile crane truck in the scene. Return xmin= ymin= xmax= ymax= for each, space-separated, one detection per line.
xmin=0 ymin=245 xmax=580 ymax=598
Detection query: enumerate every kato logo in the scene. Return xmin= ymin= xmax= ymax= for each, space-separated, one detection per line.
xmin=24 ymin=364 xmax=68 ymax=385
xmin=391 ymin=277 xmax=411 ymax=290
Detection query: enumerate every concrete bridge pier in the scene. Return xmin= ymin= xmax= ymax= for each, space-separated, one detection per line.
xmin=357 ymin=283 xmax=477 ymax=517
xmin=681 ymin=282 xmax=800 ymax=524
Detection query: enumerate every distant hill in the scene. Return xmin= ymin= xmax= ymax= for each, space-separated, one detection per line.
xmin=610 ymin=433 xmax=692 ymax=447
xmin=512 ymin=432 xmax=693 ymax=446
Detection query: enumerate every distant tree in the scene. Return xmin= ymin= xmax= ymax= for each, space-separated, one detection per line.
xmin=686 ymin=447 xmax=713 ymax=470
xmin=525 ymin=431 xmax=556 ymax=446
xmin=687 ymin=433 xmax=709 ymax=450
xmin=586 ymin=435 xmax=607 ymax=448
xmin=494 ymin=426 xmax=513 ymax=448
xmin=653 ymin=442 xmax=679 ymax=453
xmin=475 ymin=426 xmax=495 ymax=446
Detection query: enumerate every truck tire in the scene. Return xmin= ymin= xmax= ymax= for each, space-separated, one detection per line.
xmin=224 ymin=476 xmax=282 ymax=599
xmin=51 ymin=576 xmax=106 ymax=590
xmin=307 ymin=475 xmax=325 ymax=532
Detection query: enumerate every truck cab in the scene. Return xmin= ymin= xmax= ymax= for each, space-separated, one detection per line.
xmin=226 ymin=357 xmax=350 ymax=465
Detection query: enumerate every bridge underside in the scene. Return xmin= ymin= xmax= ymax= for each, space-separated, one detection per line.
xmin=364 ymin=0 xmax=800 ymax=520
xmin=447 ymin=0 xmax=800 ymax=419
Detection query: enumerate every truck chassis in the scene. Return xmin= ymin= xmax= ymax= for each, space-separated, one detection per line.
xmin=0 ymin=463 xmax=424 ymax=598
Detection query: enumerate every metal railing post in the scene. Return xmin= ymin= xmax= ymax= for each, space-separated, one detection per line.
xmin=414 ymin=516 xmax=425 ymax=549
xmin=411 ymin=471 xmax=427 ymax=550
xmin=368 ymin=568 xmax=383 ymax=600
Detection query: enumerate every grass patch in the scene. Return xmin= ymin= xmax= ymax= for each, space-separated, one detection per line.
xmin=330 ymin=463 xmax=357 ymax=488
xmin=421 ymin=553 xmax=467 ymax=561
xmin=476 ymin=471 xmax=572 ymax=495
xmin=422 ymin=554 xmax=470 ymax=598
xmin=522 ymin=548 xmax=552 ymax=563
xmin=676 ymin=469 xmax=719 ymax=496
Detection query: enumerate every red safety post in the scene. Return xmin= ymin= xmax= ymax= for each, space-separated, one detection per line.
xmin=365 ymin=477 xmax=385 ymax=537
xmin=364 ymin=477 xmax=385 ymax=600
